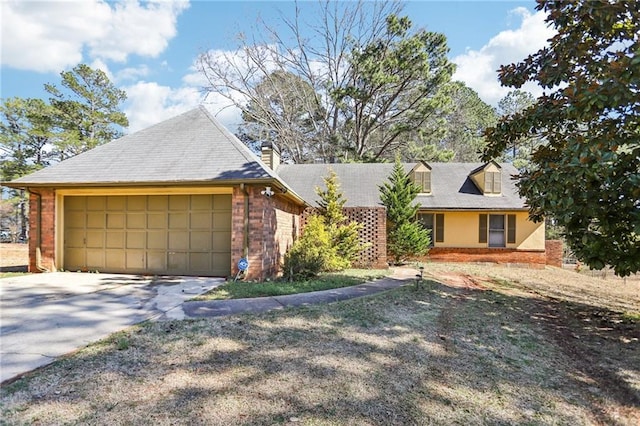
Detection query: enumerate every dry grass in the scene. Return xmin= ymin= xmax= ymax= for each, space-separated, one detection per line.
xmin=1 ymin=263 xmax=639 ymax=425
xmin=0 ymin=243 xmax=28 ymax=273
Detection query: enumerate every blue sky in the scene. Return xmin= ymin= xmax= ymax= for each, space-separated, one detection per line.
xmin=1 ymin=1 xmax=554 ymax=133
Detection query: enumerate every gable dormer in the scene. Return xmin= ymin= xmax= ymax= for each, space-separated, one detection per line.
xmin=410 ymin=161 xmax=432 ymax=194
xmin=470 ymin=161 xmax=502 ymax=196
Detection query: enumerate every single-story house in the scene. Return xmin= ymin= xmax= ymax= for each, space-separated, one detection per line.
xmin=4 ymin=106 xmax=560 ymax=280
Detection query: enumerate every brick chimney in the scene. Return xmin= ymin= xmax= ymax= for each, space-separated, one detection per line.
xmin=261 ymin=141 xmax=280 ymax=171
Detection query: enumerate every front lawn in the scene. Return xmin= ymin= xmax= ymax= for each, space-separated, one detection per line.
xmin=1 ymin=264 xmax=638 ymax=425
xmin=193 ymin=268 xmax=390 ymax=300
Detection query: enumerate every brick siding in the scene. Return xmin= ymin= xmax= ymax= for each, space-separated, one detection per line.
xmin=425 ymin=247 xmax=547 ymax=267
xmin=28 ymin=188 xmax=56 ymax=272
xmin=231 ymin=186 xmax=303 ymax=280
xmin=545 ymin=239 xmax=563 ymax=267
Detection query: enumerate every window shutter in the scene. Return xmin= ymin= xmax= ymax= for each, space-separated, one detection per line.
xmin=424 ymin=172 xmax=431 ymax=193
xmin=435 ymin=213 xmax=444 ymax=243
xmin=494 ymin=172 xmax=502 ymax=194
xmin=507 ymin=214 xmax=516 ymax=244
xmin=484 ymin=173 xmax=492 ymax=193
xmin=479 ymin=214 xmax=487 ymax=243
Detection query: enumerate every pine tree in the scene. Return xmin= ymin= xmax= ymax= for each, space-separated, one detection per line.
xmin=379 ymin=156 xmax=431 ymax=264
xmin=315 ymin=169 xmax=366 ymax=268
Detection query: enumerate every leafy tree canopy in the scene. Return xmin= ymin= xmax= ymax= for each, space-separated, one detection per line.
xmin=45 ymin=64 xmax=128 ymax=159
xmin=484 ymin=0 xmax=640 ymax=276
xmin=198 ymin=1 xmax=454 ymax=163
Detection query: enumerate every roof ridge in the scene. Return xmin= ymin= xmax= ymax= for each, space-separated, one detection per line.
xmin=198 ymin=106 xmax=281 ymax=179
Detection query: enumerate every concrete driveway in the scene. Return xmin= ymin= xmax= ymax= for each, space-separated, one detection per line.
xmin=0 ymin=272 xmax=223 ymax=384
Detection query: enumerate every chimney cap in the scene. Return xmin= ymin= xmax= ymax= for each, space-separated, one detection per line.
xmin=261 ymin=141 xmax=280 ymax=153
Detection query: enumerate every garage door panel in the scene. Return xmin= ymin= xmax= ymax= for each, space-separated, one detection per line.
xmin=86 ymin=250 xmax=104 ymax=269
xmin=190 ymin=252 xmax=210 ymax=271
xmin=66 ymin=230 xmax=85 ymax=248
xmin=212 ymin=231 xmax=231 ymax=251
xmin=213 ymin=253 xmax=231 ymax=272
xmin=107 ymin=213 xmax=125 ymax=229
xmin=106 ymin=232 xmax=124 ymax=248
xmin=86 ymin=231 xmax=104 ymax=248
xmin=168 ymin=252 xmax=187 ymax=270
xmin=127 ymin=213 xmax=145 ymax=229
xmin=213 ymin=211 xmax=231 ymax=229
xmin=107 ymin=196 xmax=126 ymax=210
xmin=86 ymin=212 xmax=104 ymax=229
xmin=169 ymin=213 xmax=187 ymax=229
xmin=147 ymin=213 xmax=166 ymax=229
xmin=148 ymin=195 xmax=168 ymax=211
xmin=65 ymin=194 xmax=231 ymax=276
xmin=169 ymin=231 xmax=189 ymax=250
xmin=66 ymin=212 xmax=86 ymax=228
xmin=191 ymin=232 xmax=211 ymax=251
xmin=190 ymin=212 xmax=211 ymax=229
xmin=127 ymin=196 xmax=146 ymax=211
xmin=65 ymin=249 xmax=84 ymax=269
xmin=170 ymin=196 xmax=188 ymax=210
xmin=105 ymin=250 xmax=125 ymax=269
xmin=147 ymin=231 xmax=167 ymax=250
xmin=147 ymin=251 xmax=166 ymax=270
xmin=126 ymin=251 xmax=145 ymax=269
xmin=87 ymin=196 xmax=105 ymax=211
xmin=127 ymin=232 xmax=145 ymax=249
xmin=213 ymin=194 xmax=232 ymax=209
xmin=191 ymin=195 xmax=211 ymax=210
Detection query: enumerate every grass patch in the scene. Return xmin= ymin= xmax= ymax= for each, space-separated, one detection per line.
xmin=2 ymin=265 xmax=638 ymax=425
xmin=193 ymin=268 xmax=390 ymax=300
xmin=0 ymin=272 xmax=29 ymax=279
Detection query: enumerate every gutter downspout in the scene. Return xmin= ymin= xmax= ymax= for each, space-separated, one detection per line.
xmin=29 ymin=189 xmax=49 ymax=272
xmin=240 ymin=183 xmax=249 ymax=277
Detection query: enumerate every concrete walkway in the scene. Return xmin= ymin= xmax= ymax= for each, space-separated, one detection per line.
xmin=183 ymin=269 xmax=418 ymax=318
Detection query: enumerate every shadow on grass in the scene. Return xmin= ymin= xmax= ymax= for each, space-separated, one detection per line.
xmin=2 ymin=278 xmax=638 ymax=425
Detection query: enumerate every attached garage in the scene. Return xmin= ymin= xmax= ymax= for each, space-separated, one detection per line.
xmin=63 ymin=194 xmax=232 ymax=276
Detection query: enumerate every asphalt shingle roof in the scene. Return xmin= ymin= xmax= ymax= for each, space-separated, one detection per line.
xmin=8 ymin=106 xmax=277 ymax=186
xmin=277 ymin=162 xmax=527 ymax=210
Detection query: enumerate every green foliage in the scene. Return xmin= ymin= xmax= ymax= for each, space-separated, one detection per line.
xmin=484 ymin=0 xmax=640 ymax=276
xmin=388 ymin=221 xmax=431 ymax=264
xmin=196 ymin=269 xmax=389 ymax=300
xmin=402 ymin=81 xmax=497 ymax=163
xmin=379 ymin=157 xmax=431 ymax=264
xmin=283 ymin=215 xmax=338 ymax=281
xmin=315 ymin=169 xmax=367 ymax=267
xmin=45 ymin=64 xmax=129 ymax=160
xmin=334 ymin=14 xmax=454 ymax=161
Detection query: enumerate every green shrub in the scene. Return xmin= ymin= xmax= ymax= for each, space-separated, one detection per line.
xmin=283 ymin=215 xmax=338 ymax=281
xmin=388 ymin=221 xmax=431 ymax=264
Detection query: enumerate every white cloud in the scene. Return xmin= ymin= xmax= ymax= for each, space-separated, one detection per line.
xmin=89 ymin=0 xmax=189 ymax=62
xmin=115 ymin=65 xmax=151 ymax=83
xmin=122 ymin=79 xmax=243 ymax=134
xmin=1 ymin=0 xmax=189 ymax=73
xmin=452 ymin=8 xmax=555 ymax=106
xmin=123 ymin=81 xmax=201 ymax=132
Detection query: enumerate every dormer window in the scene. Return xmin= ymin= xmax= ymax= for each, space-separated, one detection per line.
xmin=410 ymin=162 xmax=432 ymax=194
xmin=470 ymin=161 xmax=502 ymax=196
